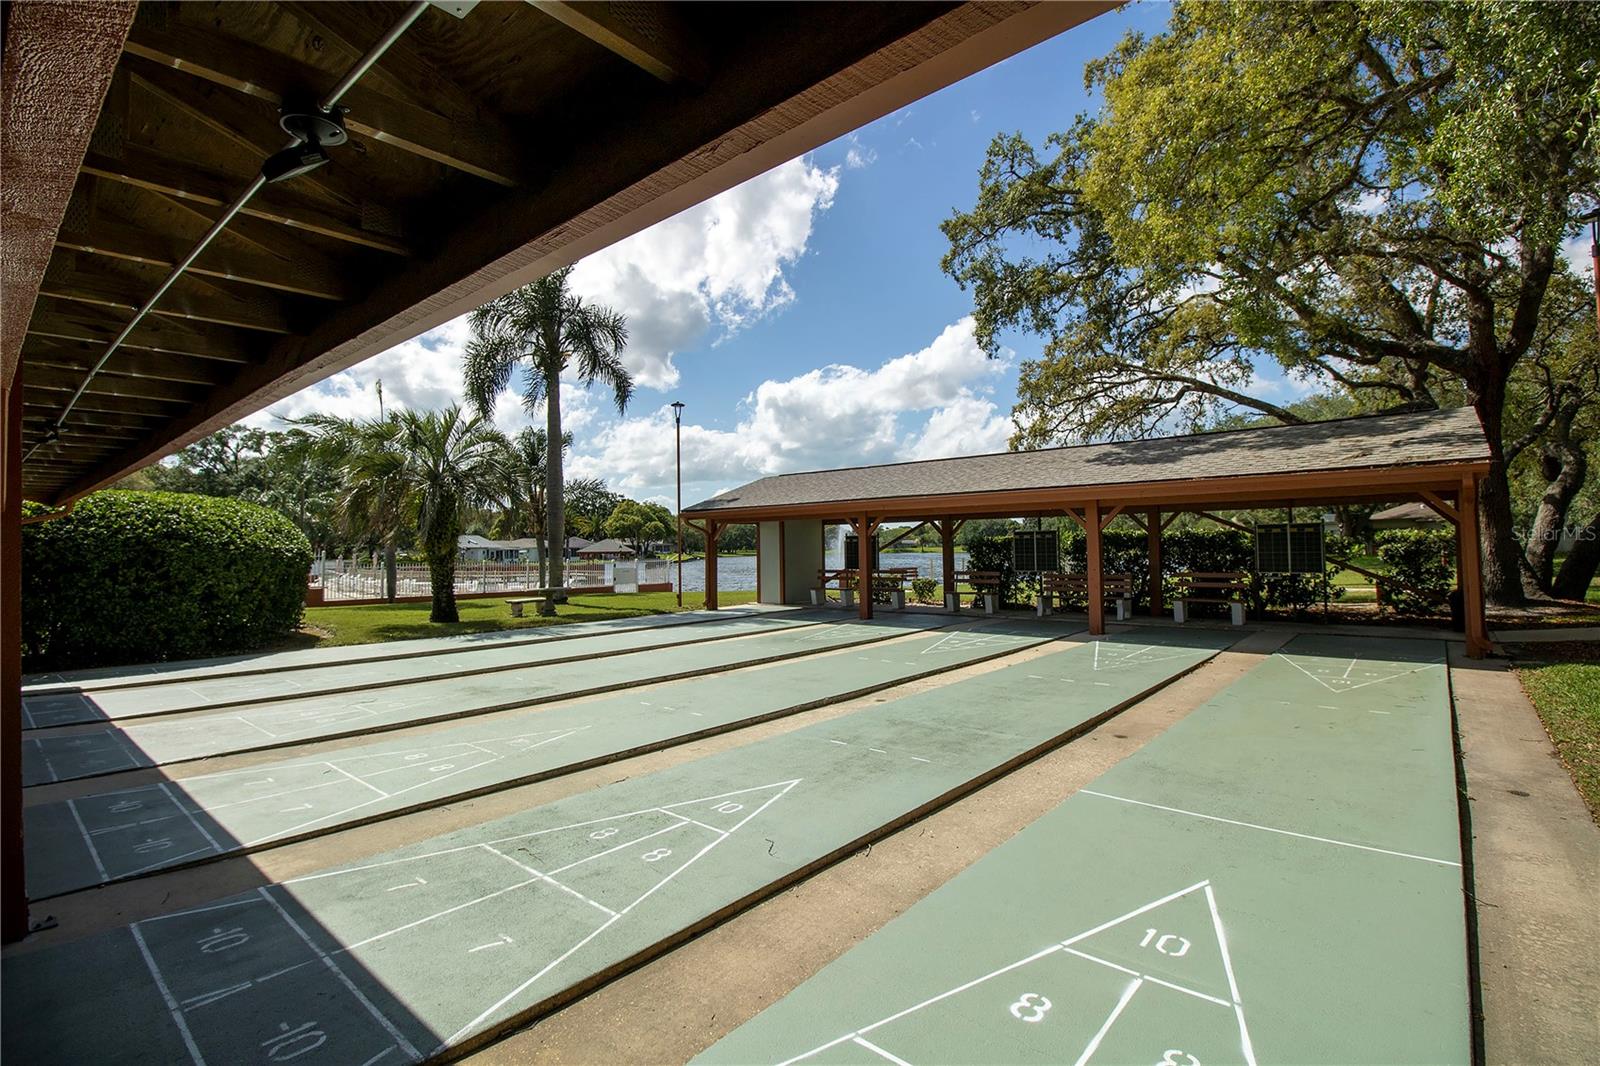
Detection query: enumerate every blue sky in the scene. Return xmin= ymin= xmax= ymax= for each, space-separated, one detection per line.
xmin=244 ymin=3 xmax=1259 ymax=508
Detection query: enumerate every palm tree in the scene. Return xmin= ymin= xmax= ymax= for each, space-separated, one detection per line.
xmin=465 ymin=266 xmax=630 ymax=613
xmin=298 ymin=406 xmax=510 ymax=622
xmin=293 ymin=414 xmax=411 ymax=601
xmin=501 ymin=427 xmax=571 ymax=588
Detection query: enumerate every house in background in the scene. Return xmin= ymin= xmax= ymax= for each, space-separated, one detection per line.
xmin=1370 ymin=502 xmax=1451 ymax=531
xmin=457 ymin=535 xmax=542 ymax=563
xmin=576 ymin=538 xmax=636 ymax=561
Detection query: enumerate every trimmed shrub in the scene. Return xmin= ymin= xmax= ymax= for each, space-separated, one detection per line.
xmin=910 ymin=576 xmax=939 ymax=604
xmin=1374 ymin=528 xmax=1455 ymax=615
xmin=966 ymin=534 xmax=1022 ymax=607
xmin=22 ymin=491 xmax=311 ymax=671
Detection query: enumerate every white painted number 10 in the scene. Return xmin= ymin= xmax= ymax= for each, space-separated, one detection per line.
xmin=710 ymin=802 xmax=744 ymax=814
xmin=1008 ymin=992 xmax=1051 ymax=1023
xmin=1140 ymin=928 xmax=1191 ymax=957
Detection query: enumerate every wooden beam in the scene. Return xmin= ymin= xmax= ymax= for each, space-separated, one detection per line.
xmin=530 ymin=2 xmax=710 ymax=85
xmin=1192 ymin=510 xmax=1253 ymax=534
xmin=28 ymin=301 xmax=258 ymax=364
xmin=23 ymin=387 xmax=184 ymax=419
xmin=24 ymin=340 xmax=234 ymax=388
xmin=1098 ymin=503 xmax=1124 ymax=531
xmin=1061 ymin=508 xmax=1087 ymax=531
xmin=56 ymin=219 xmax=352 ymax=301
xmin=123 ymin=22 xmax=527 ymax=187
xmin=1418 ymin=489 xmax=1459 ymax=525
xmin=879 ymin=521 xmax=927 ymax=552
xmin=1161 ymin=512 xmax=1182 ymax=532
xmin=82 ymin=151 xmax=411 ymax=255
xmin=40 ymin=257 xmax=292 ymax=334
xmin=23 ymin=365 xmax=205 ymax=405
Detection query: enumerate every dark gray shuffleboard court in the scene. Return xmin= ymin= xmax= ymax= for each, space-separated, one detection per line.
xmin=26 ymin=623 xmax=1064 ymax=898
xmin=22 ymin=614 xmax=957 ymax=786
xmin=20 ymin=607 xmax=780 ymax=693
xmin=696 ymin=633 xmax=1468 ymax=1066
xmin=22 ymin=609 xmax=821 ymax=728
xmin=2 ymin=630 xmax=1235 ymax=1065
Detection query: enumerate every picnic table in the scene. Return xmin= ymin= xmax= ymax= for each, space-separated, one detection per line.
xmin=952 ymin=569 xmax=1001 ymax=615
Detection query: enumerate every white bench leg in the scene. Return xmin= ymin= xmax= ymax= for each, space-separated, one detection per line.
xmin=1114 ymin=597 xmax=1131 ymax=622
xmin=1173 ymin=600 xmax=1187 ymax=623
xmin=841 ymin=589 xmax=855 ymax=609
xmin=945 ymin=593 xmax=959 ymax=612
xmin=983 ymin=594 xmax=997 ymax=616
xmin=810 ymin=589 xmax=823 ymax=606
xmin=509 ymin=603 xmax=524 ymax=618
xmin=1036 ymin=593 xmax=1048 ymax=618
xmin=890 ymin=590 xmax=905 ymax=611
xmin=1229 ymin=602 xmax=1245 ymax=626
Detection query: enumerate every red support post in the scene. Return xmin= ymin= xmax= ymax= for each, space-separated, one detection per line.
xmin=857 ymin=515 xmax=874 ymax=620
xmin=2 ymin=371 xmax=26 ymax=942
xmin=704 ymin=521 xmax=719 ymax=611
xmin=1086 ymin=500 xmax=1105 ymax=636
xmin=1458 ymin=477 xmax=1490 ymax=658
xmin=1147 ymin=507 xmax=1163 ymax=617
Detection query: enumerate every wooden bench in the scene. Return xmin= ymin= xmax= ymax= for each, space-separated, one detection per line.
xmin=1172 ymin=571 xmax=1248 ymax=625
xmin=811 ymin=569 xmax=859 ymax=608
xmin=505 ymin=588 xmax=569 ymax=618
xmin=952 ymin=570 xmax=1001 ymax=615
xmin=1036 ymin=572 xmax=1137 ymax=620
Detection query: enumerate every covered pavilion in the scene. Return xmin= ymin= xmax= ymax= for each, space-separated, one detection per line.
xmin=682 ymin=406 xmax=1493 ymax=655
xmin=0 ymin=0 xmax=1117 ymax=943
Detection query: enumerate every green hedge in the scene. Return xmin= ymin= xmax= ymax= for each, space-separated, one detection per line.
xmin=22 ymin=491 xmax=311 ymax=671
xmin=1374 ymin=528 xmax=1455 ymax=615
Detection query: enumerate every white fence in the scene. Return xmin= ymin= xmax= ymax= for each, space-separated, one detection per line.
xmin=309 ymin=557 xmax=675 ymax=602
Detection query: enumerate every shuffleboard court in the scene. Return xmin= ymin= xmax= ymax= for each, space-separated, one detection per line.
xmin=25 ymin=622 xmax=1063 ymax=898
xmin=21 ymin=613 xmax=955 ymax=786
xmin=22 ymin=610 xmax=830 ymax=728
xmin=1 ymin=630 xmax=1235 ymax=1066
xmin=694 ymin=633 xmax=1467 ymax=1066
xmin=20 ymin=607 xmax=777 ymax=696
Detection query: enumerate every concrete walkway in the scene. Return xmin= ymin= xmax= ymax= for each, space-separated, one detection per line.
xmin=1 ymin=630 xmax=1232 ymax=1065
xmin=1450 ymin=647 xmax=1600 ymax=1065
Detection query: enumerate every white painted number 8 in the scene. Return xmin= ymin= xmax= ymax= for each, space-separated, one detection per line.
xmin=590 ymin=827 xmax=619 ymax=840
xmin=642 ymin=848 xmax=673 ymax=862
xmin=1008 ymin=992 xmax=1051 ymax=1023
xmin=1158 ymin=1051 xmax=1199 ymax=1066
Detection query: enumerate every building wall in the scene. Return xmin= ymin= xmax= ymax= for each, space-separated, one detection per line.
xmin=758 ymin=520 xmax=825 ymax=605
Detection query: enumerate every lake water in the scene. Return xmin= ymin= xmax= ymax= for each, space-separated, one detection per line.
xmin=672 ymin=550 xmax=970 ymax=592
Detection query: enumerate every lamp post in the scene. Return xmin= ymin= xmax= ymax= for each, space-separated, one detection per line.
xmin=671 ymin=401 xmax=685 ymax=607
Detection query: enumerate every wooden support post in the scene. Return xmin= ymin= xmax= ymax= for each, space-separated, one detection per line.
xmin=1457 ymin=476 xmax=1490 ymax=658
xmin=1147 ymin=508 xmax=1163 ymax=617
xmin=1086 ymin=500 xmax=1105 ymax=636
xmin=1 ymin=372 xmax=25 ymax=942
xmin=704 ymin=520 xmax=719 ymax=611
xmin=940 ymin=518 xmax=957 ymax=607
xmin=855 ymin=514 xmax=874 ymax=620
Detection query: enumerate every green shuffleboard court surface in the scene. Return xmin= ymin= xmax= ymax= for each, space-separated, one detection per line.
xmin=695 ymin=633 xmax=1468 ymax=1066
xmin=21 ymin=613 xmax=953 ymax=785
xmin=22 ymin=609 xmax=824 ymax=728
xmin=25 ymin=622 xmax=1063 ymax=898
xmin=1 ymin=630 xmax=1234 ymax=1065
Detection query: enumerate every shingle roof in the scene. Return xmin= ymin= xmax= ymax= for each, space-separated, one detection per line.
xmin=685 ymin=407 xmax=1488 ymax=515
xmin=1371 ymin=501 xmax=1449 ymax=523
xmin=576 ymin=538 xmax=635 ymax=555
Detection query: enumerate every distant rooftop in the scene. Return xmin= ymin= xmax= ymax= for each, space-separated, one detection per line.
xmin=685 ymin=407 xmax=1489 ymax=515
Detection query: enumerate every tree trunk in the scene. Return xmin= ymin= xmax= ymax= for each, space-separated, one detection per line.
xmin=1471 ymin=387 xmax=1534 ymax=606
xmin=1551 ymin=511 xmax=1600 ymax=601
xmin=1525 ymin=430 xmax=1587 ymax=589
xmin=384 ymin=538 xmax=397 ymax=603
xmin=428 ymin=549 xmax=458 ymax=623
xmin=544 ymin=370 xmax=564 ymax=614
xmin=533 ymin=486 xmax=548 ymax=589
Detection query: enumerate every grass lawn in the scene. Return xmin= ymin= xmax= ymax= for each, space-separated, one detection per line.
xmin=302 ymin=590 xmax=759 ymax=647
xmin=1516 ymin=656 xmax=1600 ymax=821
